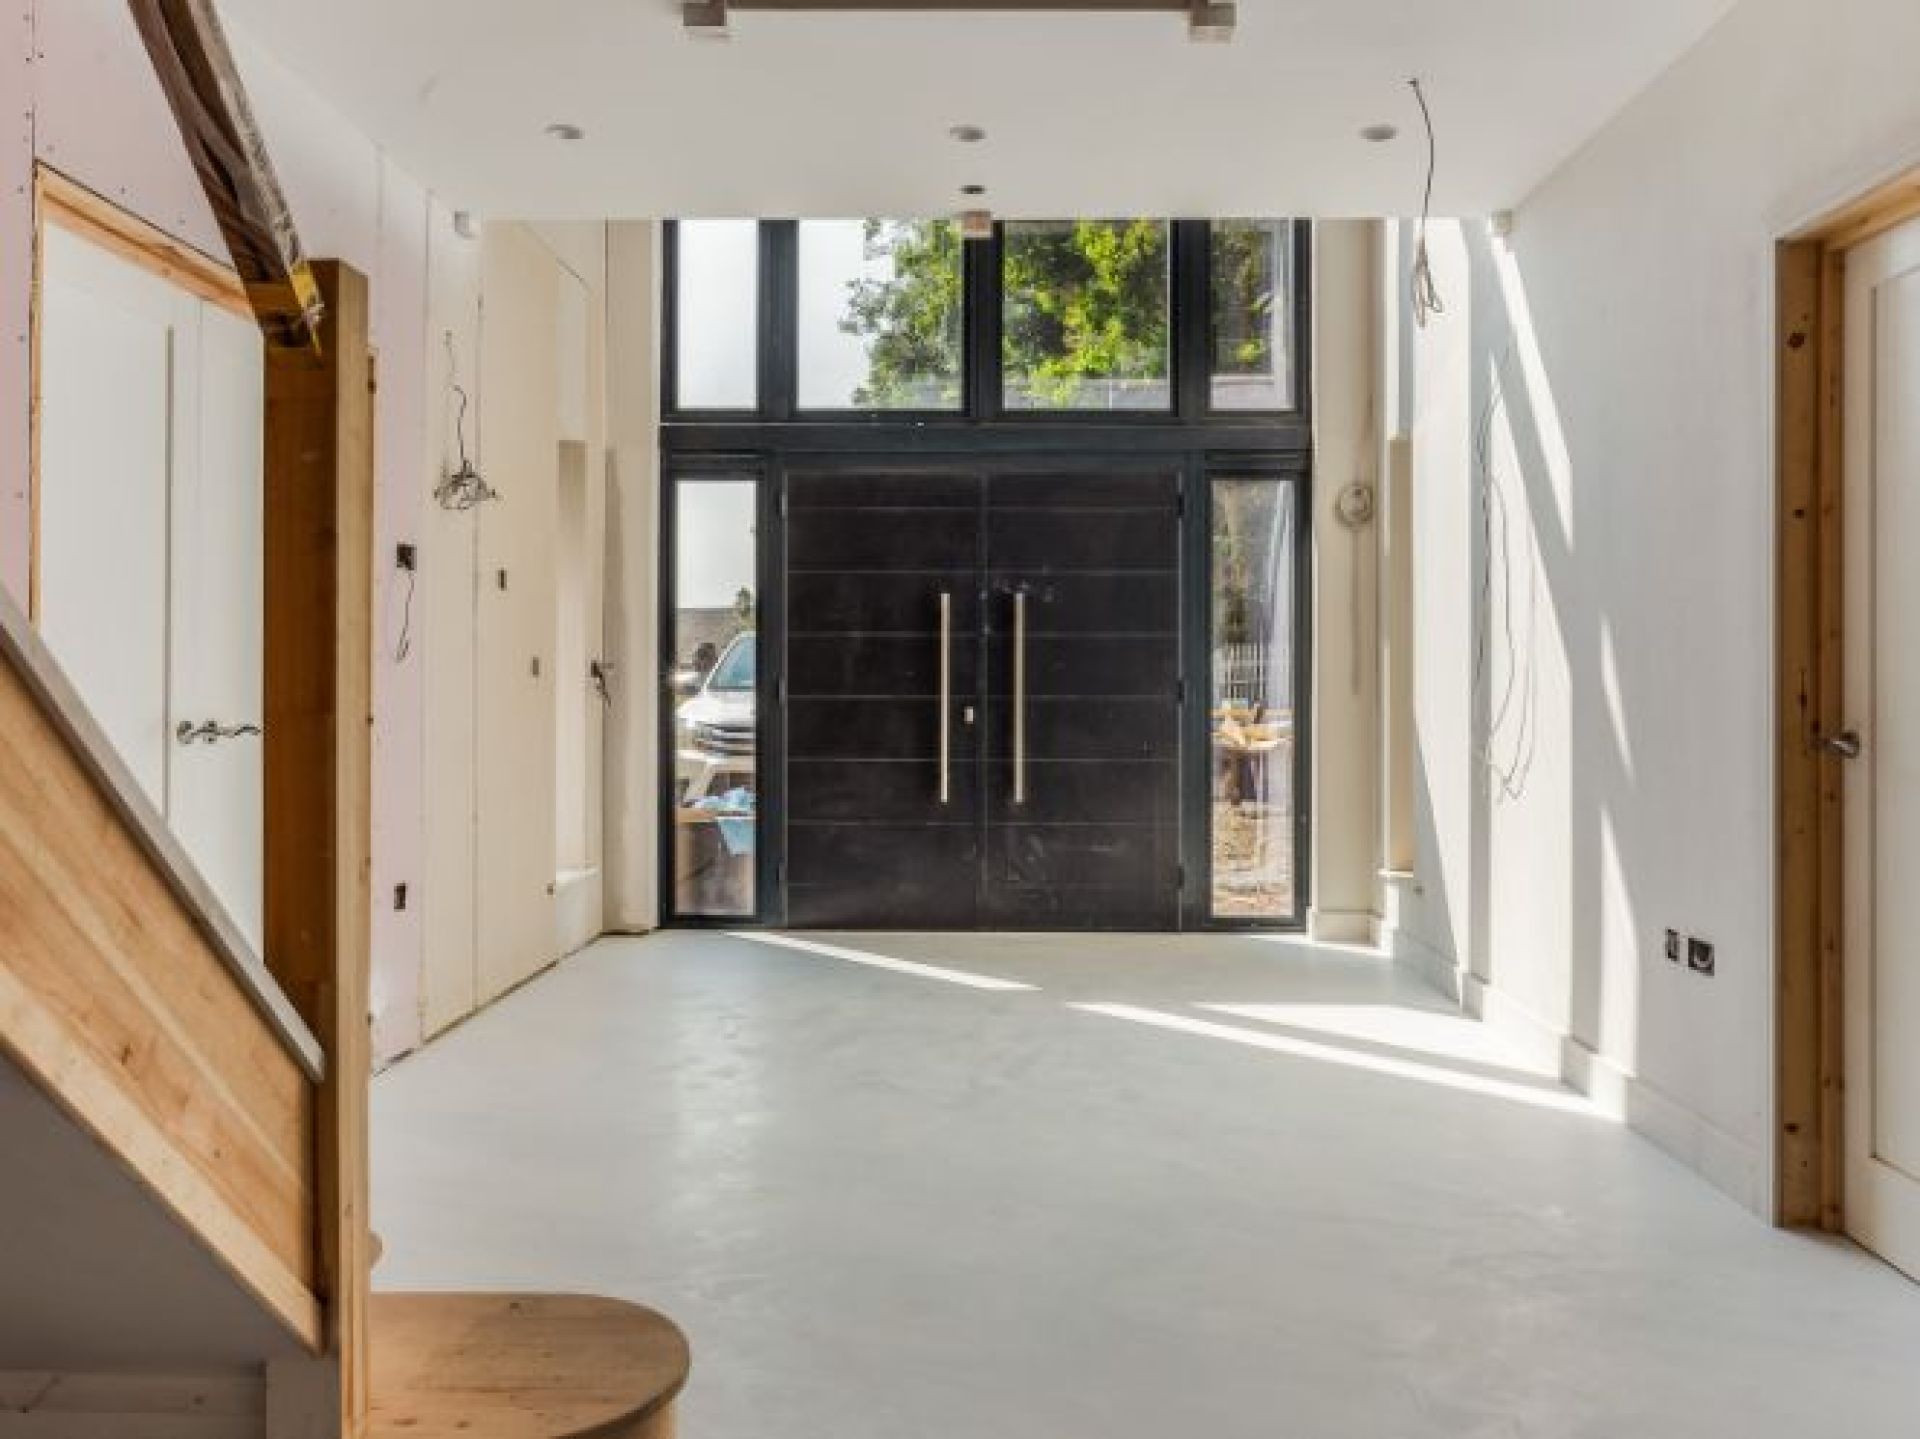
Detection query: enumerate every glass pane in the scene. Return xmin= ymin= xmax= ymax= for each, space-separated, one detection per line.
xmin=1210 ymin=219 xmax=1295 ymax=411
xmin=1211 ymin=478 xmax=1298 ymax=920
xmin=1002 ymin=220 xmax=1171 ymax=412
xmin=798 ymin=220 xmax=964 ymax=410
xmin=669 ymin=478 xmax=759 ymax=917
xmin=674 ymin=220 xmax=759 ymax=409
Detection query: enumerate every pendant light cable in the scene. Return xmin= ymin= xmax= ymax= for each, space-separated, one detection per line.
xmin=1409 ymin=77 xmax=1446 ymax=329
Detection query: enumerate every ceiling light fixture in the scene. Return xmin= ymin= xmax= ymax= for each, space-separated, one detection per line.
xmin=682 ymin=0 xmax=731 ymax=37
xmin=681 ymin=1 xmax=1229 ymax=42
xmin=546 ymin=122 xmax=586 ymax=142
xmin=1188 ymin=0 xmax=1235 ymax=43
xmin=950 ymin=124 xmax=987 ymax=145
xmin=1360 ymin=123 xmax=1399 ymax=144
xmin=960 ymin=183 xmax=986 ymax=197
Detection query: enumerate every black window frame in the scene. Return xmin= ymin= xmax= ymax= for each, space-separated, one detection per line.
xmin=662 ymin=218 xmax=1312 ymax=433
xmin=659 ymin=218 xmax=1316 ymax=932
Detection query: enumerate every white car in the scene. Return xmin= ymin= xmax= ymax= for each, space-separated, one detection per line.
xmin=673 ymin=632 xmax=756 ymax=804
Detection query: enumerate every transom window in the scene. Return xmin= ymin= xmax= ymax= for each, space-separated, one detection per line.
xmin=665 ymin=218 xmax=1308 ymax=424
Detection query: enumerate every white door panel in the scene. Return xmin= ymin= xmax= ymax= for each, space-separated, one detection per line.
xmin=37 ymin=227 xmax=192 ymax=807
xmin=168 ymin=304 xmax=266 ymax=947
xmin=38 ymin=223 xmax=265 ymax=947
xmin=1844 ymin=217 xmax=1920 ymax=1278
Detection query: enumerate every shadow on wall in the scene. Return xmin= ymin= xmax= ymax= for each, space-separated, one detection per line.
xmin=1403 ymin=213 xmax=1676 ymax=1111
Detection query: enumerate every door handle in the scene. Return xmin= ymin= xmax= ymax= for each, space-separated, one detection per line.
xmin=175 ymin=719 xmax=263 ymax=746
xmin=938 ymin=592 xmax=952 ymax=805
xmin=1821 ymin=729 xmax=1863 ymax=760
xmin=1013 ymin=589 xmax=1028 ymax=806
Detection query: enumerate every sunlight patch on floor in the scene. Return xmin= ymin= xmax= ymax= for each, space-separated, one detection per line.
xmin=1074 ymin=1002 xmax=1602 ymax=1116
xmin=727 ymin=930 xmax=1038 ymax=992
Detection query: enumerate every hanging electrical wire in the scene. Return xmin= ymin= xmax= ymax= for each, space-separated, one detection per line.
xmin=435 ymin=329 xmax=499 ymax=511
xmin=1472 ymin=341 xmax=1540 ymax=802
xmin=392 ymin=563 xmax=417 ymax=664
xmin=1409 ymin=77 xmax=1446 ymax=329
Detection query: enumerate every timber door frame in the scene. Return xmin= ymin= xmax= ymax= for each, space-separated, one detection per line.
xmin=1775 ymin=165 xmax=1920 ymax=1230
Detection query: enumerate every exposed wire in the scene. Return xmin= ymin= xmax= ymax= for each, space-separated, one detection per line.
xmin=1409 ymin=78 xmax=1446 ymax=329
xmin=1472 ymin=342 xmax=1539 ymax=802
xmin=435 ymin=330 xmax=499 ymax=511
xmin=392 ymin=565 xmax=416 ymax=664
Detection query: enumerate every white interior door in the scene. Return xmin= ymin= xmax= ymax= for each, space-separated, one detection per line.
xmin=167 ymin=303 xmax=266 ymax=948
xmin=38 ymin=222 xmax=265 ymax=947
xmin=1844 ymin=215 xmax=1920 ymax=1280
xmin=37 ymin=226 xmax=191 ymax=806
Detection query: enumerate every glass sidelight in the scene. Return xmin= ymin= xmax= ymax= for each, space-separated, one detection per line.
xmin=1209 ymin=477 xmax=1301 ymax=921
xmin=666 ymin=476 xmax=760 ymax=918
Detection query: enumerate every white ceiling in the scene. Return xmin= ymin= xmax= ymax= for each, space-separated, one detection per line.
xmin=223 ymin=0 xmax=1736 ymax=220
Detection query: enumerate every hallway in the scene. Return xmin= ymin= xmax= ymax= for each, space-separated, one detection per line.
xmin=372 ymin=933 xmax=1920 ymax=1438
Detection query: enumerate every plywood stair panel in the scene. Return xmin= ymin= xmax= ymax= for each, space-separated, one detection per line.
xmin=369 ymin=1294 xmax=690 ymax=1439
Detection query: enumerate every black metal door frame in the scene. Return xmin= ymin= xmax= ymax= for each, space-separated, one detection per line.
xmin=660 ymin=218 xmax=1315 ymax=931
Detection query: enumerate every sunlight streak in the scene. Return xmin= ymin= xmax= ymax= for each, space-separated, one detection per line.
xmin=1075 ymin=1003 xmax=1604 ymax=1116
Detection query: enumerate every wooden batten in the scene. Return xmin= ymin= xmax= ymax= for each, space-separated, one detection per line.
xmin=263 ymin=260 xmax=375 ymax=1431
xmin=35 ymin=165 xmax=253 ymax=318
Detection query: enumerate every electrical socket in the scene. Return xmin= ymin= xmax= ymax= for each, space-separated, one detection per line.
xmin=393 ymin=882 xmax=409 ymax=912
xmin=1665 ymin=929 xmax=1682 ymax=963
xmin=396 ymin=542 xmax=418 ymax=572
xmin=1687 ymin=938 xmax=1716 ymax=977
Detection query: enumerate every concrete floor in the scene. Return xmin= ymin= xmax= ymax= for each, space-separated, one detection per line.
xmin=373 ymin=931 xmax=1920 ymax=1438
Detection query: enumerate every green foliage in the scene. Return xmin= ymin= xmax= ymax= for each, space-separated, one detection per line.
xmin=1002 ymin=220 xmax=1169 ymax=407
xmin=841 ymin=220 xmax=964 ymax=408
xmin=1210 ymin=221 xmax=1284 ymax=379
xmin=836 ymin=217 xmax=1285 ymax=410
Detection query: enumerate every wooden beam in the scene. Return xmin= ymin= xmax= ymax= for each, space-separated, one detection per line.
xmin=264 ymin=260 xmax=374 ymax=1433
xmin=125 ymin=0 xmax=322 ymax=350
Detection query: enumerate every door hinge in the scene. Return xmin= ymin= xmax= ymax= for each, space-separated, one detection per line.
xmin=1177 ymin=863 xmax=1188 ymax=892
xmin=1176 ymin=678 xmax=1188 ymax=705
xmin=777 ymin=674 xmax=789 ymax=705
xmin=779 ymin=488 xmax=790 ymax=518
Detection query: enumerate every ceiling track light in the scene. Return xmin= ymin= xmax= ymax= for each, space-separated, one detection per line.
xmin=682 ymin=0 xmax=1234 ymax=44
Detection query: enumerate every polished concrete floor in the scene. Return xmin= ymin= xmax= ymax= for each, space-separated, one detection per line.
xmin=373 ymin=931 xmax=1920 ymax=1437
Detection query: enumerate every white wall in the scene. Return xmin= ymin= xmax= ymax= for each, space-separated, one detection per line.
xmin=1310 ymin=221 xmax=1383 ymax=941
xmin=603 ymin=222 xmax=663 ymax=934
xmin=1395 ymin=0 xmax=1920 ymax=1214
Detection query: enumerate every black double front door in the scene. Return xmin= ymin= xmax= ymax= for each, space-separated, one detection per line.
xmin=784 ymin=462 xmax=1182 ymax=930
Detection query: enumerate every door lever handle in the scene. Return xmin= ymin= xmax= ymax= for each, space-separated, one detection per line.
xmin=1821 ymin=729 xmax=1863 ymax=760
xmin=175 ymin=719 xmax=263 ymax=746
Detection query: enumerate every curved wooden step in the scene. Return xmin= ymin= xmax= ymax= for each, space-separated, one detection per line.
xmin=369 ymin=1293 xmax=690 ymax=1438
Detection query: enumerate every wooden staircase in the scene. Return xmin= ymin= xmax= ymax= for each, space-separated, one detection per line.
xmin=370 ymin=1296 xmax=689 ymax=1439
xmin=0 ymin=352 xmax=690 ymax=1439
xmin=0 ymin=12 xmax=692 ymax=1433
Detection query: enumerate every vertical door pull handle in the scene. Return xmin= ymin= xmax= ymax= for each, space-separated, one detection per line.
xmin=1013 ymin=590 xmax=1028 ymax=805
xmin=938 ymin=592 xmax=952 ymax=804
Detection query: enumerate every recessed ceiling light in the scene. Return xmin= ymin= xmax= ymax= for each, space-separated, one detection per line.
xmin=961 ymin=183 xmax=986 ymax=197
xmin=1361 ymin=123 xmax=1399 ymax=144
xmin=949 ymin=124 xmax=987 ymax=145
xmin=546 ymin=122 xmax=586 ymax=142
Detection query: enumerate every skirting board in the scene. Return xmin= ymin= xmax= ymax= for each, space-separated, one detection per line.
xmin=1461 ymin=973 xmax=1767 ymax=1216
xmin=1379 ymin=921 xmax=1466 ymax=1005
xmin=1307 ymin=907 xmax=1375 ymax=945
